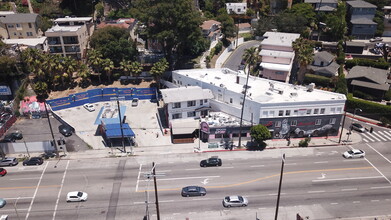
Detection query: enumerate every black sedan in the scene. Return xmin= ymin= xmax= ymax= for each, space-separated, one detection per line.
xmin=181 ymin=186 xmax=206 ymax=197
xmin=200 ymin=157 xmax=222 ymax=167
xmin=2 ymin=132 xmax=23 ymax=142
xmin=23 ymin=157 xmax=44 ymax=166
xmin=58 ymin=124 xmax=72 ymax=137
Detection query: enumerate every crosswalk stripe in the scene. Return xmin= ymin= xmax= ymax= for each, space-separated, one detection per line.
xmin=362 ymin=133 xmax=376 ymax=142
xmin=372 ymin=132 xmax=388 ymax=141
xmin=384 ymin=130 xmax=391 ymax=136
xmin=363 ymin=138 xmax=369 ymax=142
xmin=377 ymin=131 xmax=391 ymax=141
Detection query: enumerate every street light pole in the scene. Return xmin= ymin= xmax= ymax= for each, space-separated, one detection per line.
xmin=338 ymin=111 xmax=347 ymax=144
xmin=43 ymin=100 xmax=59 ymax=158
xmin=274 ymin=153 xmax=285 ymax=220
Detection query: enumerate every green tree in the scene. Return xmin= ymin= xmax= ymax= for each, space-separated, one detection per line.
xmin=289 ymin=3 xmax=316 ymax=25
xmin=87 ymin=50 xmax=104 ymax=83
xmin=217 ymin=8 xmax=237 ymax=39
xmin=292 ymin=37 xmax=314 ymax=83
xmin=335 ymin=66 xmax=348 ymax=95
xmin=129 ymin=61 xmax=143 ymax=77
xmin=250 ymin=124 xmax=271 ymax=149
xmin=324 ymin=2 xmax=347 ymax=41
xmin=150 ymin=58 xmax=169 ymax=89
xmin=276 ymin=12 xmax=308 ymax=34
xmin=89 ymin=26 xmax=137 ymax=66
xmin=102 ymin=58 xmax=114 ymax=82
xmin=254 ymin=16 xmax=276 ymax=37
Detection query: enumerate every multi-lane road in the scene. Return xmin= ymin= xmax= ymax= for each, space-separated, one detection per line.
xmin=1 ymin=142 xmax=391 ymax=220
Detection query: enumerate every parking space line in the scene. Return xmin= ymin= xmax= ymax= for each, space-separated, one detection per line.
xmin=135 ymin=164 xmax=142 ymax=192
xmin=25 ymin=161 xmax=49 ymax=220
xmin=53 ymin=160 xmax=69 ymax=220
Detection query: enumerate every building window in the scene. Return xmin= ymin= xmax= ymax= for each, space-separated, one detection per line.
xmin=329 ymin=118 xmax=336 ymax=124
xmin=230 ymin=98 xmax=233 ymax=103
xmin=28 ymin=23 xmax=32 ymax=28
xmin=275 ymin=71 xmax=284 ymax=75
xmin=330 ymin=108 xmax=335 ymax=114
xmin=337 ymin=107 xmax=342 ymax=113
xmin=8 ymin=24 xmax=14 ymax=28
xmin=187 ymin=100 xmax=196 ymax=107
xmin=291 ymin=120 xmax=297 ymax=126
xmin=173 ymin=102 xmax=181 ymax=109
xmin=187 ymin=111 xmax=196 ymax=117
xmin=200 ymin=100 xmax=203 ymax=105
xmin=306 ymin=109 xmax=311 ymax=115
xmin=262 ymin=111 xmax=268 ymax=117
xmin=315 ymin=119 xmax=322 ymax=125
xmin=16 ymin=24 xmax=21 ymax=28
xmin=269 ymin=111 xmax=274 ymax=116
xmin=285 ymin=110 xmax=291 ymax=116
xmin=204 ymin=99 xmax=208 ymax=103
xmin=215 ymin=134 xmax=223 ymax=138
xmin=314 ymin=109 xmax=319 ymax=114
xmin=278 ymin=110 xmax=283 ymax=116
xmin=275 ymin=121 xmax=281 ymax=127
xmin=293 ymin=110 xmax=298 ymax=115
xmin=27 ymin=32 xmax=33 ymax=36
xmin=320 ymin=108 xmax=325 ymax=114
xmin=13 ymin=32 xmax=16 ymax=36
xmin=172 ymin=113 xmax=182 ymax=119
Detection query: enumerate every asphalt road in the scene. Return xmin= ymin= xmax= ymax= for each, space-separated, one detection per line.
xmin=1 ymin=143 xmax=391 ymax=220
xmin=223 ymin=40 xmax=261 ymax=71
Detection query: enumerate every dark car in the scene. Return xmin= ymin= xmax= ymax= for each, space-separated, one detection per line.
xmin=0 ymin=157 xmax=18 ymax=166
xmin=2 ymin=132 xmax=23 ymax=142
xmin=181 ymin=186 xmax=206 ymax=197
xmin=0 ymin=168 xmax=7 ymax=176
xmin=58 ymin=124 xmax=72 ymax=137
xmin=23 ymin=157 xmax=44 ymax=166
xmin=200 ymin=157 xmax=222 ymax=167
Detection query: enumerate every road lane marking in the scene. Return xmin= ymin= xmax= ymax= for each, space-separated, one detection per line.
xmin=135 ymin=164 xmax=142 ymax=192
xmin=137 ymin=166 xmax=373 ymax=192
xmin=145 ymin=176 xmax=220 ymax=181
xmin=371 ymin=186 xmax=391 ymax=189
xmin=377 ymin=131 xmax=391 ymax=141
xmin=192 ymin=198 xmax=210 ymax=201
xmin=185 ymin=168 xmax=200 ymax=171
xmin=341 ymin=188 xmax=357 ymax=191
xmin=364 ymin=154 xmax=391 ymax=185
xmin=372 ymin=132 xmax=387 ymax=141
xmin=218 ymin=167 xmax=234 ymax=169
xmin=0 ymin=185 xmax=60 ymax=190
xmin=312 ymin=176 xmax=383 ymax=182
xmin=10 ymin=177 xmax=40 ymax=181
xmin=250 ymin=165 xmax=265 ymax=167
xmin=158 ymin=170 xmax=172 ymax=172
xmin=4 ymin=197 xmax=33 ymax=200
xmin=285 ymin=163 xmax=297 ymax=166
xmin=53 ymin=160 xmax=69 ymax=220
xmin=330 ymin=203 xmax=338 ymax=205
xmin=353 ymin=201 xmax=360 ymax=203
xmin=366 ymin=143 xmax=391 ymax=165
xmin=160 ymin=200 xmax=174 ymax=203
xmin=25 ymin=161 xmax=49 ymax=220
xmin=362 ymin=133 xmax=375 ymax=142
xmin=308 ymin=191 xmax=325 ymax=193
xmin=371 ymin=200 xmax=380 ymax=202
xmin=314 ymin=161 xmax=328 ymax=164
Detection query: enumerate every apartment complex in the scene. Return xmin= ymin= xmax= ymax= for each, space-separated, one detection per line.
xmin=45 ymin=17 xmax=94 ymax=59
xmin=0 ymin=13 xmax=41 ymax=39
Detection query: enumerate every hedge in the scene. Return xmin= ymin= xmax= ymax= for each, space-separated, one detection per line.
xmin=346 ymin=93 xmax=391 ymax=121
xmin=345 ymin=58 xmax=389 ymax=70
xmin=303 ymin=74 xmax=331 ymax=87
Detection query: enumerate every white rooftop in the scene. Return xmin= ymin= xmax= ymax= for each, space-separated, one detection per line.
xmin=260 ymin=62 xmax=291 ymax=71
xmin=259 ymin=49 xmax=294 ymax=58
xmin=3 ymin=37 xmax=47 ymax=46
xmin=46 ymin=24 xmax=82 ymax=32
xmin=172 ymin=68 xmax=346 ymax=104
xmin=54 ymin=17 xmax=92 ymax=22
xmin=262 ymin=32 xmax=300 ymax=47
xmin=161 ymin=86 xmax=213 ymax=103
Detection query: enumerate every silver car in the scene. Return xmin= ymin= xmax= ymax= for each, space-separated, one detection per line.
xmin=222 ymin=195 xmax=248 ymax=207
xmin=0 ymin=157 xmax=18 ymax=166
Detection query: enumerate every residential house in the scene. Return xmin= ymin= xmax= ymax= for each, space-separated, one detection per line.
xmin=305 ymin=0 xmax=338 ymax=12
xmin=308 ymin=51 xmax=339 ymax=77
xmin=346 ymin=0 xmax=377 ymax=39
xmin=3 ymin=37 xmax=48 ymax=51
xmin=345 ymin=41 xmax=366 ymax=54
xmin=226 ymin=3 xmax=247 ymax=14
xmin=201 ymin=20 xmax=221 ymax=42
xmin=168 ymin=68 xmax=346 ymax=141
xmin=259 ymin=31 xmax=300 ymax=83
xmin=97 ymin=18 xmax=137 ymax=39
xmin=0 ymin=13 xmax=41 ymax=39
xmin=45 ymin=16 xmax=94 ymax=59
xmin=346 ymin=66 xmax=390 ymax=101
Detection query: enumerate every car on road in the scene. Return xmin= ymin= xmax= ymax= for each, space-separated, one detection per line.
xmin=181 ymin=186 xmax=206 ymax=197
xmin=222 ymin=196 xmax=248 ymax=207
xmin=343 ymin=149 xmax=365 ymax=159
xmin=350 ymin=123 xmax=365 ymax=132
xmin=58 ymin=124 xmax=73 ymax=137
xmin=0 ymin=198 xmax=6 ymax=208
xmin=0 ymin=157 xmax=18 ymax=166
xmin=41 ymin=152 xmax=57 ymax=159
xmin=0 ymin=168 xmax=7 ymax=176
xmin=83 ymin=103 xmax=95 ymax=112
xmin=2 ymin=132 xmax=23 ymax=142
xmin=200 ymin=157 xmax=222 ymax=167
xmin=370 ymin=37 xmax=383 ymax=42
xmin=66 ymin=191 xmax=88 ymax=202
xmin=23 ymin=157 xmax=44 ymax=166
xmin=131 ymin=98 xmax=139 ymax=107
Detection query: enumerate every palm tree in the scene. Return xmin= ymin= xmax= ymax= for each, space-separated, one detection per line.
xmin=150 ymin=58 xmax=169 ymax=89
xmin=78 ymin=63 xmax=90 ymax=87
xmin=87 ymin=50 xmax=104 ymax=83
xmin=119 ymin=59 xmax=132 ymax=76
xmin=129 ymin=61 xmax=143 ymax=77
xmin=292 ymin=37 xmax=314 ymax=84
xmin=102 ymin=58 xmax=114 ymax=82
xmin=242 ymin=47 xmax=260 ymax=76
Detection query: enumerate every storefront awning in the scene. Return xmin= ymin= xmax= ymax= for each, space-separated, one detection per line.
xmin=171 ymin=119 xmax=199 ymax=135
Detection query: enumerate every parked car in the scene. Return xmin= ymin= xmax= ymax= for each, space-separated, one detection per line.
xmin=370 ymin=37 xmax=383 ymax=42
xmin=40 ymin=152 xmax=57 ymax=159
xmin=0 ymin=168 xmax=7 ymax=176
xmin=222 ymin=196 xmax=248 ymax=207
xmin=58 ymin=124 xmax=73 ymax=137
xmin=2 ymin=132 xmax=23 ymax=142
xmin=23 ymin=157 xmax=44 ymax=166
xmin=0 ymin=157 xmax=18 ymax=166
xmin=350 ymin=123 xmax=365 ymax=132
xmin=343 ymin=149 xmax=365 ymax=159
xmin=66 ymin=191 xmax=88 ymax=202
xmin=200 ymin=157 xmax=222 ymax=167
xmin=181 ymin=186 xmax=206 ymax=197
xmin=132 ymin=98 xmax=139 ymax=107
xmin=83 ymin=103 xmax=95 ymax=112
xmin=0 ymin=198 xmax=6 ymax=208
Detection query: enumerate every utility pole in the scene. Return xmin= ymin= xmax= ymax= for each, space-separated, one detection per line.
xmin=338 ymin=112 xmax=347 ymax=144
xmin=238 ymin=63 xmax=251 ymax=148
xmin=152 ymin=162 xmax=160 ymax=220
xmin=110 ymin=96 xmax=126 ymax=153
xmin=274 ymin=153 xmax=285 ymax=220
xmin=43 ymin=100 xmax=59 ymax=158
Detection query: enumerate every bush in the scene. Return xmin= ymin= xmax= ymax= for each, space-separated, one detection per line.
xmin=303 ymin=74 xmax=331 ymax=87
xmin=352 ymin=90 xmax=376 ymax=101
xmin=242 ymin=33 xmax=254 ymax=41
xmin=298 ymin=137 xmax=310 ymax=147
xmin=214 ymin=42 xmax=223 ymax=55
xmin=346 ymin=93 xmax=391 ymax=122
xmin=345 ymin=58 xmax=389 ymax=70
xmin=384 ymin=89 xmax=391 ymax=101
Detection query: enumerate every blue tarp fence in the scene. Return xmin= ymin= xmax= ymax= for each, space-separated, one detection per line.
xmin=47 ymin=87 xmax=157 ymax=111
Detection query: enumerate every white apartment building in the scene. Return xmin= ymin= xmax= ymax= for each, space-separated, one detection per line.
xmin=226 ymin=3 xmax=247 ymax=14
xmin=168 ymin=68 xmax=346 ymax=140
xmin=45 ymin=17 xmax=94 ymax=59
xmin=259 ymin=32 xmax=300 ymax=83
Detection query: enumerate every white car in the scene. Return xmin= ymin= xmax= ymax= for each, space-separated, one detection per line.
xmin=343 ymin=149 xmax=365 ymax=159
xmin=131 ymin=98 xmax=139 ymax=107
xmin=222 ymin=195 xmax=248 ymax=207
xmin=66 ymin=191 xmax=88 ymax=202
xmin=370 ymin=37 xmax=383 ymax=42
xmin=83 ymin=103 xmax=95 ymax=112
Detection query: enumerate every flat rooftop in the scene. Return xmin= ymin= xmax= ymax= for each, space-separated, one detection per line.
xmin=173 ymin=68 xmax=346 ymax=104
xmin=46 ymin=25 xmax=82 ymax=32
